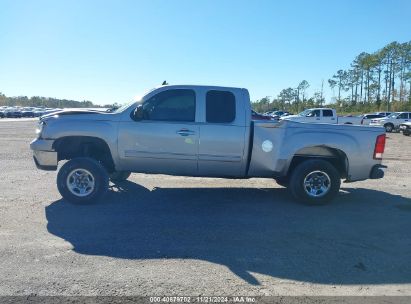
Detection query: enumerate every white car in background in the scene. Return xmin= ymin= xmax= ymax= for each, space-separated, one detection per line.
xmin=359 ymin=113 xmax=385 ymax=125
xmin=369 ymin=112 xmax=411 ymax=132
xmin=374 ymin=112 xmax=391 ymax=117
xmin=281 ymin=108 xmax=362 ymax=125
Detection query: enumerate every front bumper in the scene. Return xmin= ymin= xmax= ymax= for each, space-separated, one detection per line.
xmin=30 ymin=138 xmax=58 ymax=171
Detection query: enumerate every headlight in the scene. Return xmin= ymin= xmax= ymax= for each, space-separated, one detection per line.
xmin=36 ymin=121 xmax=45 ymax=137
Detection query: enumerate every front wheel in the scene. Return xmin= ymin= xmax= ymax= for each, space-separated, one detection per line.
xmin=57 ymin=157 xmax=109 ymax=204
xmin=289 ymin=159 xmax=341 ymax=205
xmin=384 ymin=123 xmax=394 ymax=133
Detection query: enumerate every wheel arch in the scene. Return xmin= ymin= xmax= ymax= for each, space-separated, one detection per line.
xmin=287 ymin=146 xmax=348 ymax=179
xmin=53 ymin=136 xmax=115 ymax=172
xmin=384 ymin=122 xmax=394 ymax=128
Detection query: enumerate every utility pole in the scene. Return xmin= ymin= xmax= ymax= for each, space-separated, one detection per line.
xmin=320 ymin=79 xmax=324 ymax=106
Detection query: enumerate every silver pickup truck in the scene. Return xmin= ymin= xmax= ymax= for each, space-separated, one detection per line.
xmin=30 ymin=85 xmax=387 ymax=205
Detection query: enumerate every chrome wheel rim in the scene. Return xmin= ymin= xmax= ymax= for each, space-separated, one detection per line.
xmin=303 ymin=170 xmax=331 ymax=198
xmin=66 ymin=169 xmax=95 ymax=197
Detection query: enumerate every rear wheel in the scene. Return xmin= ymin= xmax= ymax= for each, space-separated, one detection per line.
xmin=57 ymin=157 xmax=109 ymax=204
xmin=289 ymin=159 xmax=341 ymax=205
xmin=109 ymin=171 xmax=131 ymax=182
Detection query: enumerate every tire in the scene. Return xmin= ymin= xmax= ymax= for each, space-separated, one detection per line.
xmin=384 ymin=123 xmax=394 ymax=133
xmin=275 ymin=177 xmax=289 ymax=187
xmin=403 ymin=131 xmax=410 ymax=136
xmin=109 ymin=171 xmax=131 ymax=182
xmin=289 ymin=159 xmax=341 ymax=205
xmin=57 ymin=157 xmax=109 ymax=204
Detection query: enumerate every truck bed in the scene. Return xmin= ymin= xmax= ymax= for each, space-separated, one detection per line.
xmin=247 ymin=120 xmax=385 ymax=181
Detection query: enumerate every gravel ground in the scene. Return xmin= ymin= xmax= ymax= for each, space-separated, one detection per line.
xmin=0 ymin=120 xmax=410 ymax=296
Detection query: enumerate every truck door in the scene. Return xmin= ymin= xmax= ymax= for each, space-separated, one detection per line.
xmin=304 ymin=109 xmax=321 ymax=123
xmin=198 ymin=89 xmax=248 ymax=177
xmin=398 ymin=112 xmax=410 ymax=123
xmin=117 ymin=89 xmax=199 ymax=175
xmin=322 ymin=109 xmax=335 ymax=123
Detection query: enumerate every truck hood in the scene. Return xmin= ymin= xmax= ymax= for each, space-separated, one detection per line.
xmin=40 ymin=109 xmax=114 ymax=121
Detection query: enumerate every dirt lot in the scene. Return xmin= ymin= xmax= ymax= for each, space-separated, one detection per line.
xmin=0 ymin=120 xmax=410 ymax=296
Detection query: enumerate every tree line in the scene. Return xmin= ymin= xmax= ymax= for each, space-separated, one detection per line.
xmin=253 ymin=41 xmax=411 ymax=114
xmin=0 ymin=93 xmax=118 ymax=109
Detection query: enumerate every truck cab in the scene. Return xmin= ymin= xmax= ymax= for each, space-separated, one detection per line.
xmin=116 ymin=85 xmax=251 ymax=177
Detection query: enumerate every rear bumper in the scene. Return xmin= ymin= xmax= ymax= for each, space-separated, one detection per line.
xmin=30 ymin=138 xmax=58 ymax=171
xmin=369 ymin=164 xmax=386 ymax=179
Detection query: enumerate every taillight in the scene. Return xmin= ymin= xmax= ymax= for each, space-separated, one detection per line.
xmin=373 ymin=134 xmax=386 ymax=159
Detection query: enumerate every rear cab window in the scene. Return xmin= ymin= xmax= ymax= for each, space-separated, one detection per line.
xmin=206 ymin=90 xmax=236 ymax=123
xmin=398 ymin=113 xmax=409 ymax=119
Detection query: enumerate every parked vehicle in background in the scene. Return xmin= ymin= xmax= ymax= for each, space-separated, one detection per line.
xmin=33 ymin=108 xmax=46 ymax=117
xmin=0 ymin=106 xmax=7 ymax=118
xmin=374 ymin=112 xmax=391 ymax=117
xmin=21 ymin=107 xmax=36 ymax=117
xmin=399 ymin=122 xmax=411 ymax=136
xmin=370 ymin=112 xmax=411 ymax=132
xmin=270 ymin=110 xmax=292 ymax=119
xmin=280 ymin=112 xmax=293 ymax=117
xmin=281 ymin=108 xmax=362 ymax=125
xmin=5 ymin=107 xmax=23 ymax=118
xmin=360 ymin=113 xmax=384 ymax=125
xmin=251 ymin=110 xmax=273 ymax=120
xmin=31 ymin=84 xmax=386 ymax=206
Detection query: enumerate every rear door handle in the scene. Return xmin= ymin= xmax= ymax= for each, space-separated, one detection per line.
xmin=177 ymin=129 xmax=195 ymax=136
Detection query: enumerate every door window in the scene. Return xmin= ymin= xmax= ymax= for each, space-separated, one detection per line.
xmin=306 ymin=110 xmax=320 ymax=117
xmin=142 ymin=89 xmax=196 ymax=122
xmin=397 ymin=113 xmax=408 ymax=119
xmin=323 ymin=110 xmax=333 ymax=117
xmin=206 ymin=90 xmax=236 ymax=123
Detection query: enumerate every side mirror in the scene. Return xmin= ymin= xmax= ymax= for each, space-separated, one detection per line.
xmin=132 ymin=105 xmax=144 ymax=121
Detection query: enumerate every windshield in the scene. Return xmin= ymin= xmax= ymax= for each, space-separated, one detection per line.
xmin=111 ymin=100 xmax=141 ymax=113
xmin=298 ymin=109 xmax=312 ymax=116
xmin=387 ymin=112 xmax=400 ymax=119
xmin=111 ymin=87 xmax=156 ymax=113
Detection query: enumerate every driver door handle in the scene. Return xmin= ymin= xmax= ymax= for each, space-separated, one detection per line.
xmin=176 ymin=129 xmax=195 ymax=136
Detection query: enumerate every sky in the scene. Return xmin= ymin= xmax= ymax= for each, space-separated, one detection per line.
xmin=0 ymin=0 xmax=410 ymax=105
